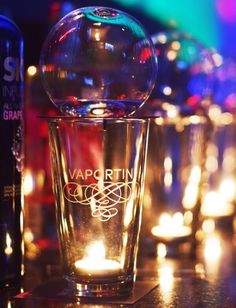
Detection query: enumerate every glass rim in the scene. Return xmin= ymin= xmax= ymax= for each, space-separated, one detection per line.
xmin=39 ymin=114 xmax=209 ymax=124
xmin=39 ymin=115 xmax=150 ymax=123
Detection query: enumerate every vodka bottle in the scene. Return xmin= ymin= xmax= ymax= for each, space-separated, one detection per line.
xmin=0 ymin=15 xmax=24 ymax=287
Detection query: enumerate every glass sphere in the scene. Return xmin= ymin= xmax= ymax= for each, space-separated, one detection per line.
xmin=40 ymin=6 xmax=157 ymax=117
xmin=143 ymin=31 xmax=215 ymax=116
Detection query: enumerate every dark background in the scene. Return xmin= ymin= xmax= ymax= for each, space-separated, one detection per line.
xmin=1 ymin=0 xmax=236 ymax=68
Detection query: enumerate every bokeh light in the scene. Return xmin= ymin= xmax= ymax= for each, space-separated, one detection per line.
xmin=213 ymin=58 xmax=236 ymax=113
xmin=141 ymin=31 xmax=216 ymax=116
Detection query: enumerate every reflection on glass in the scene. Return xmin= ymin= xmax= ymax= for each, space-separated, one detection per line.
xmin=183 ymin=165 xmax=201 ymax=210
xmin=157 ymin=243 xmax=167 ymax=258
xmin=142 ymin=116 xmax=208 ymax=255
xmin=7 ymin=301 xmax=12 ymax=308
xmin=159 ymin=263 xmax=174 ymax=305
xmin=4 ymin=233 xmax=13 ymax=256
xmin=24 ymin=228 xmax=34 ymax=244
xmin=195 ymin=263 xmax=205 ymax=279
xmin=23 ymin=168 xmax=34 ymax=196
xmin=201 ymin=113 xmax=236 ymax=221
xmin=204 ymin=236 xmax=222 ymax=261
xmin=203 ymin=235 xmax=222 ymax=279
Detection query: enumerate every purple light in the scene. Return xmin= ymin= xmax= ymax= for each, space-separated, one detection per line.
xmin=216 ymin=0 xmax=236 ymax=23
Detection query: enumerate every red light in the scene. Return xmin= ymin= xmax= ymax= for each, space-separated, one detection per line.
xmin=187 ymin=95 xmax=201 ymax=107
xmin=139 ymin=47 xmax=152 ymax=62
xmin=155 ymin=48 xmax=160 ymax=56
xmin=50 ymin=1 xmax=61 ymax=20
xmin=59 ymin=27 xmax=76 ymax=42
xmin=66 ymin=96 xmax=78 ymax=105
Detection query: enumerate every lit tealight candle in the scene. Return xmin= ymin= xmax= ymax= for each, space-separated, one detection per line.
xmin=75 ymin=240 xmax=121 ymax=276
xmin=151 ymin=212 xmax=192 ymax=242
xmin=201 ymin=191 xmax=234 ymax=217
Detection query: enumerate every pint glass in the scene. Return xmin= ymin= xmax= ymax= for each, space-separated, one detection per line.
xmin=47 ymin=117 xmax=148 ymax=297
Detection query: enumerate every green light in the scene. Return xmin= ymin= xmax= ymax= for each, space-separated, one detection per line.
xmin=115 ymin=0 xmax=220 ymax=49
xmin=116 ymin=0 xmax=139 ymax=6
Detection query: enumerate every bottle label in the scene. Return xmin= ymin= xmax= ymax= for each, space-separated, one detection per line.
xmin=2 ymin=56 xmax=23 ymax=108
xmin=0 ymin=42 xmax=23 ymax=203
xmin=0 ymin=17 xmax=24 ymax=284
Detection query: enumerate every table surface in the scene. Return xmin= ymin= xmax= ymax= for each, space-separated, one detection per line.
xmin=1 ymin=224 xmax=236 ymax=307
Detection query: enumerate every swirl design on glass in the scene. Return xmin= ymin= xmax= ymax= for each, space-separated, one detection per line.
xmin=63 ymin=181 xmax=135 ymax=221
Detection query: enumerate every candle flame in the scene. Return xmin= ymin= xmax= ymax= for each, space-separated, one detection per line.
xmin=75 ymin=240 xmax=121 ymax=271
xmin=201 ymin=190 xmax=234 ymax=217
xmin=219 ymin=178 xmax=236 ymax=202
xmin=87 ymin=240 xmax=105 ymax=259
xmin=151 ymin=212 xmax=192 ymax=239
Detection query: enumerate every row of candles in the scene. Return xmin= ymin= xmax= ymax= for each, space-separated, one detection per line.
xmin=23 ymin=168 xmax=236 ymax=272
xmin=23 ymin=134 xmax=236 ymax=265
xmin=23 ymin=70 xmax=236 ymax=273
xmin=150 ymin=177 xmax=235 ymax=242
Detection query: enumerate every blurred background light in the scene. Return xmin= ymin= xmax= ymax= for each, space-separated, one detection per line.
xmin=0 ymin=0 xmax=235 ymax=66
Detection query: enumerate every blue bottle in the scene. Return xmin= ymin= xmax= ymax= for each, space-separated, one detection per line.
xmin=0 ymin=15 xmax=24 ymax=287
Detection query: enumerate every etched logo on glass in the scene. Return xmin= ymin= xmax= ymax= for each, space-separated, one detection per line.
xmin=63 ymin=168 xmax=136 ymax=221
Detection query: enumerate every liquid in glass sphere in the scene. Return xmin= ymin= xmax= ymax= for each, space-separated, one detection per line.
xmin=40 ymin=6 xmax=157 ymax=117
xmin=144 ymin=31 xmax=215 ymax=116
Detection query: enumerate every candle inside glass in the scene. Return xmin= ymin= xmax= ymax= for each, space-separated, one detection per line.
xmin=201 ymin=189 xmax=235 ymax=218
xmin=75 ymin=241 xmax=121 ymax=276
xmin=151 ymin=212 xmax=192 ymax=242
